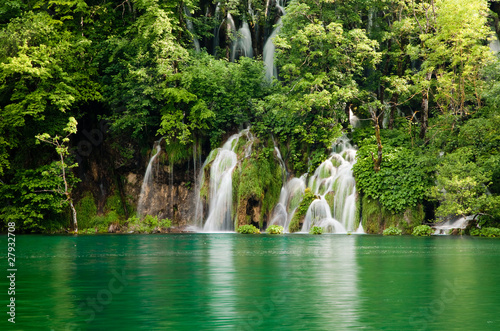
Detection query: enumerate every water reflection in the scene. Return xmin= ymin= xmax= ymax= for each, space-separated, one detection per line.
xmin=5 ymin=234 xmax=500 ymax=330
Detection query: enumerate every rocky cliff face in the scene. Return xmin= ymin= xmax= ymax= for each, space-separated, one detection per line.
xmin=125 ymin=167 xmax=196 ymax=228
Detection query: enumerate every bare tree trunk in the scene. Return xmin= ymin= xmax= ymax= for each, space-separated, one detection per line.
xmin=70 ymin=201 xmax=78 ymax=233
xmin=60 ymin=148 xmax=78 ymax=232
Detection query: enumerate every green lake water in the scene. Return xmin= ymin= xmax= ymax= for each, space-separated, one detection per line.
xmin=1 ymin=234 xmax=500 ymax=330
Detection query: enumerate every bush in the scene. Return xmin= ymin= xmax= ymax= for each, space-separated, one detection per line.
xmin=310 ymin=226 xmax=323 ymax=235
xmin=266 ymin=225 xmax=284 ymax=234
xmin=383 ymin=226 xmax=402 ymax=236
xmin=412 ymin=224 xmax=433 ymax=236
xmin=470 ymin=227 xmax=500 ymax=238
xmin=237 ymin=224 xmax=260 ymax=234
xmin=124 ymin=215 xmax=172 ymax=233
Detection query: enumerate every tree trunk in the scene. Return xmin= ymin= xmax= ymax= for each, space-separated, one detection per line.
xmin=70 ymin=201 xmax=78 ymax=233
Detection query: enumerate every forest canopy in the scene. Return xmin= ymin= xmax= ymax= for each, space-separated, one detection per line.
xmin=1 ymin=0 xmax=499 ymax=232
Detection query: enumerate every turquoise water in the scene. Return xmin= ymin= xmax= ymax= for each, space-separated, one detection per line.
xmin=1 ymin=234 xmax=500 ymax=330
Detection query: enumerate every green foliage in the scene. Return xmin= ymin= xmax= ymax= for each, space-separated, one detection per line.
xmin=237 ymin=224 xmax=260 ymax=234
xmin=412 ymin=225 xmax=433 ymax=237
xmin=429 ymin=148 xmax=493 ymax=218
xmin=0 ymin=12 xmax=100 ymax=175
xmin=75 ymin=193 xmax=97 ymax=229
xmin=124 ymin=215 xmax=172 ymax=234
xmin=173 ymin=53 xmax=268 ymax=147
xmin=0 ymin=164 xmax=75 ymax=232
xmin=354 ymin=144 xmax=433 ymax=214
xmin=289 ymin=188 xmax=318 ymax=233
xmin=309 ymin=226 xmax=323 ymax=235
xmin=361 ymin=195 xmax=423 ymax=235
xmin=383 ymin=226 xmax=402 ymax=236
xmin=236 ymin=150 xmax=283 ymax=223
xmin=470 ymin=227 xmax=500 ymax=238
xmin=266 ymin=225 xmax=284 ymax=235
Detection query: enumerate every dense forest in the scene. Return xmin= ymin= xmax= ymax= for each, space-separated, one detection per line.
xmin=1 ymin=0 xmax=499 ymax=234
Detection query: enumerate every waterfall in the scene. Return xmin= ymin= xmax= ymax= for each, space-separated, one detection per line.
xmin=433 ymin=216 xmax=471 ymax=235
xmin=184 ymin=6 xmax=200 ymax=52
xmin=302 ymin=136 xmax=361 ymax=233
xmin=232 ymin=22 xmax=254 ymax=61
xmin=213 ymin=2 xmax=221 ymax=53
xmin=349 ymin=109 xmax=360 ymax=128
xmin=269 ymin=136 xmax=361 ymax=234
xmin=263 ymin=0 xmax=286 ymax=80
xmin=490 ymin=28 xmax=500 ymax=53
xmin=269 ymin=175 xmax=307 ymax=231
xmin=263 ymin=18 xmax=282 ymax=80
xmin=137 ymin=139 xmax=162 ymax=218
xmin=301 ymin=199 xmax=347 ymax=234
xmin=195 ymin=129 xmax=254 ymax=232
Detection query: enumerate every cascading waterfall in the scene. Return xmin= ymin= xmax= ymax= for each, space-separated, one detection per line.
xmin=433 ymin=216 xmax=471 ymax=235
xmin=269 ymin=175 xmax=307 ymax=231
xmin=270 ymin=136 xmax=362 ymax=234
xmin=195 ymin=129 xmax=254 ymax=232
xmin=349 ymin=109 xmax=360 ymax=128
xmin=263 ymin=0 xmax=286 ymax=80
xmin=184 ymin=6 xmax=200 ymax=52
xmin=231 ymin=22 xmax=254 ymax=61
xmin=137 ymin=139 xmax=162 ymax=218
xmin=213 ymin=2 xmax=221 ymax=53
xmin=301 ymin=199 xmax=347 ymax=234
xmin=263 ymin=18 xmax=282 ymax=80
xmin=303 ymin=137 xmax=361 ymax=233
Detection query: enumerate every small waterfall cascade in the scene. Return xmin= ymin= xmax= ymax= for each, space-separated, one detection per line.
xmin=269 ymin=175 xmax=307 ymax=231
xmin=302 ymin=136 xmax=362 ymax=233
xmin=490 ymin=28 xmax=500 ymax=53
xmin=349 ymin=109 xmax=360 ymax=128
xmin=433 ymin=216 xmax=471 ymax=235
xmin=232 ymin=22 xmax=254 ymax=61
xmin=263 ymin=18 xmax=282 ymax=80
xmin=301 ymin=199 xmax=347 ymax=234
xmin=137 ymin=139 xmax=162 ymax=218
xmin=184 ymin=6 xmax=200 ymax=52
xmin=195 ymin=129 xmax=254 ymax=232
xmin=213 ymin=2 xmax=221 ymax=52
xmin=263 ymin=0 xmax=286 ymax=80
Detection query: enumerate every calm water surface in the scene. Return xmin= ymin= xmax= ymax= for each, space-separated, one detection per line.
xmin=1 ymin=234 xmax=499 ymax=330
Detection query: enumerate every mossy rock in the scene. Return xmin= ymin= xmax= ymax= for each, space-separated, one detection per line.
xmin=288 ymin=188 xmax=318 ymax=233
xmin=233 ymin=144 xmax=283 ymax=228
xmin=361 ymin=195 xmax=424 ymax=234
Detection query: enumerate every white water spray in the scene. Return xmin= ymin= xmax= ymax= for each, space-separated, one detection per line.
xmin=302 ymin=137 xmax=361 ymax=233
xmin=137 ymin=140 xmax=162 ymax=218
xmin=232 ymin=22 xmax=254 ymax=61
xmin=195 ymin=129 xmax=255 ymax=232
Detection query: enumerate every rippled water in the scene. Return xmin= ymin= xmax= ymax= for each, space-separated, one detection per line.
xmin=2 ymin=234 xmax=500 ymax=330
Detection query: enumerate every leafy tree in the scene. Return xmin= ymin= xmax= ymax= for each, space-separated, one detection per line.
xmin=256 ymin=0 xmax=380 ymax=172
xmin=102 ymin=0 xmax=188 ymax=139
xmin=35 ymin=117 xmax=79 ymax=232
xmin=0 ymin=11 xmax=100 ymax=175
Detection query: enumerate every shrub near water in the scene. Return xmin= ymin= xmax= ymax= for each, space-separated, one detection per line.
xmin=412 ymin=225 xmax=433 ymax=236
xmin=470 ymin=227 xmax=500 ymax=238
xmin=237 ymin=224 xmax=260 ymax=234
xmin=266 ymin=225 xmax=284 ymax=234
xmin=310 ymin=226 xmax=323 ymax=235
xmin=383 ymin=226 xmax=402 ymax=236
xmin=125 ymin=215 xmax=172 ymax=233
